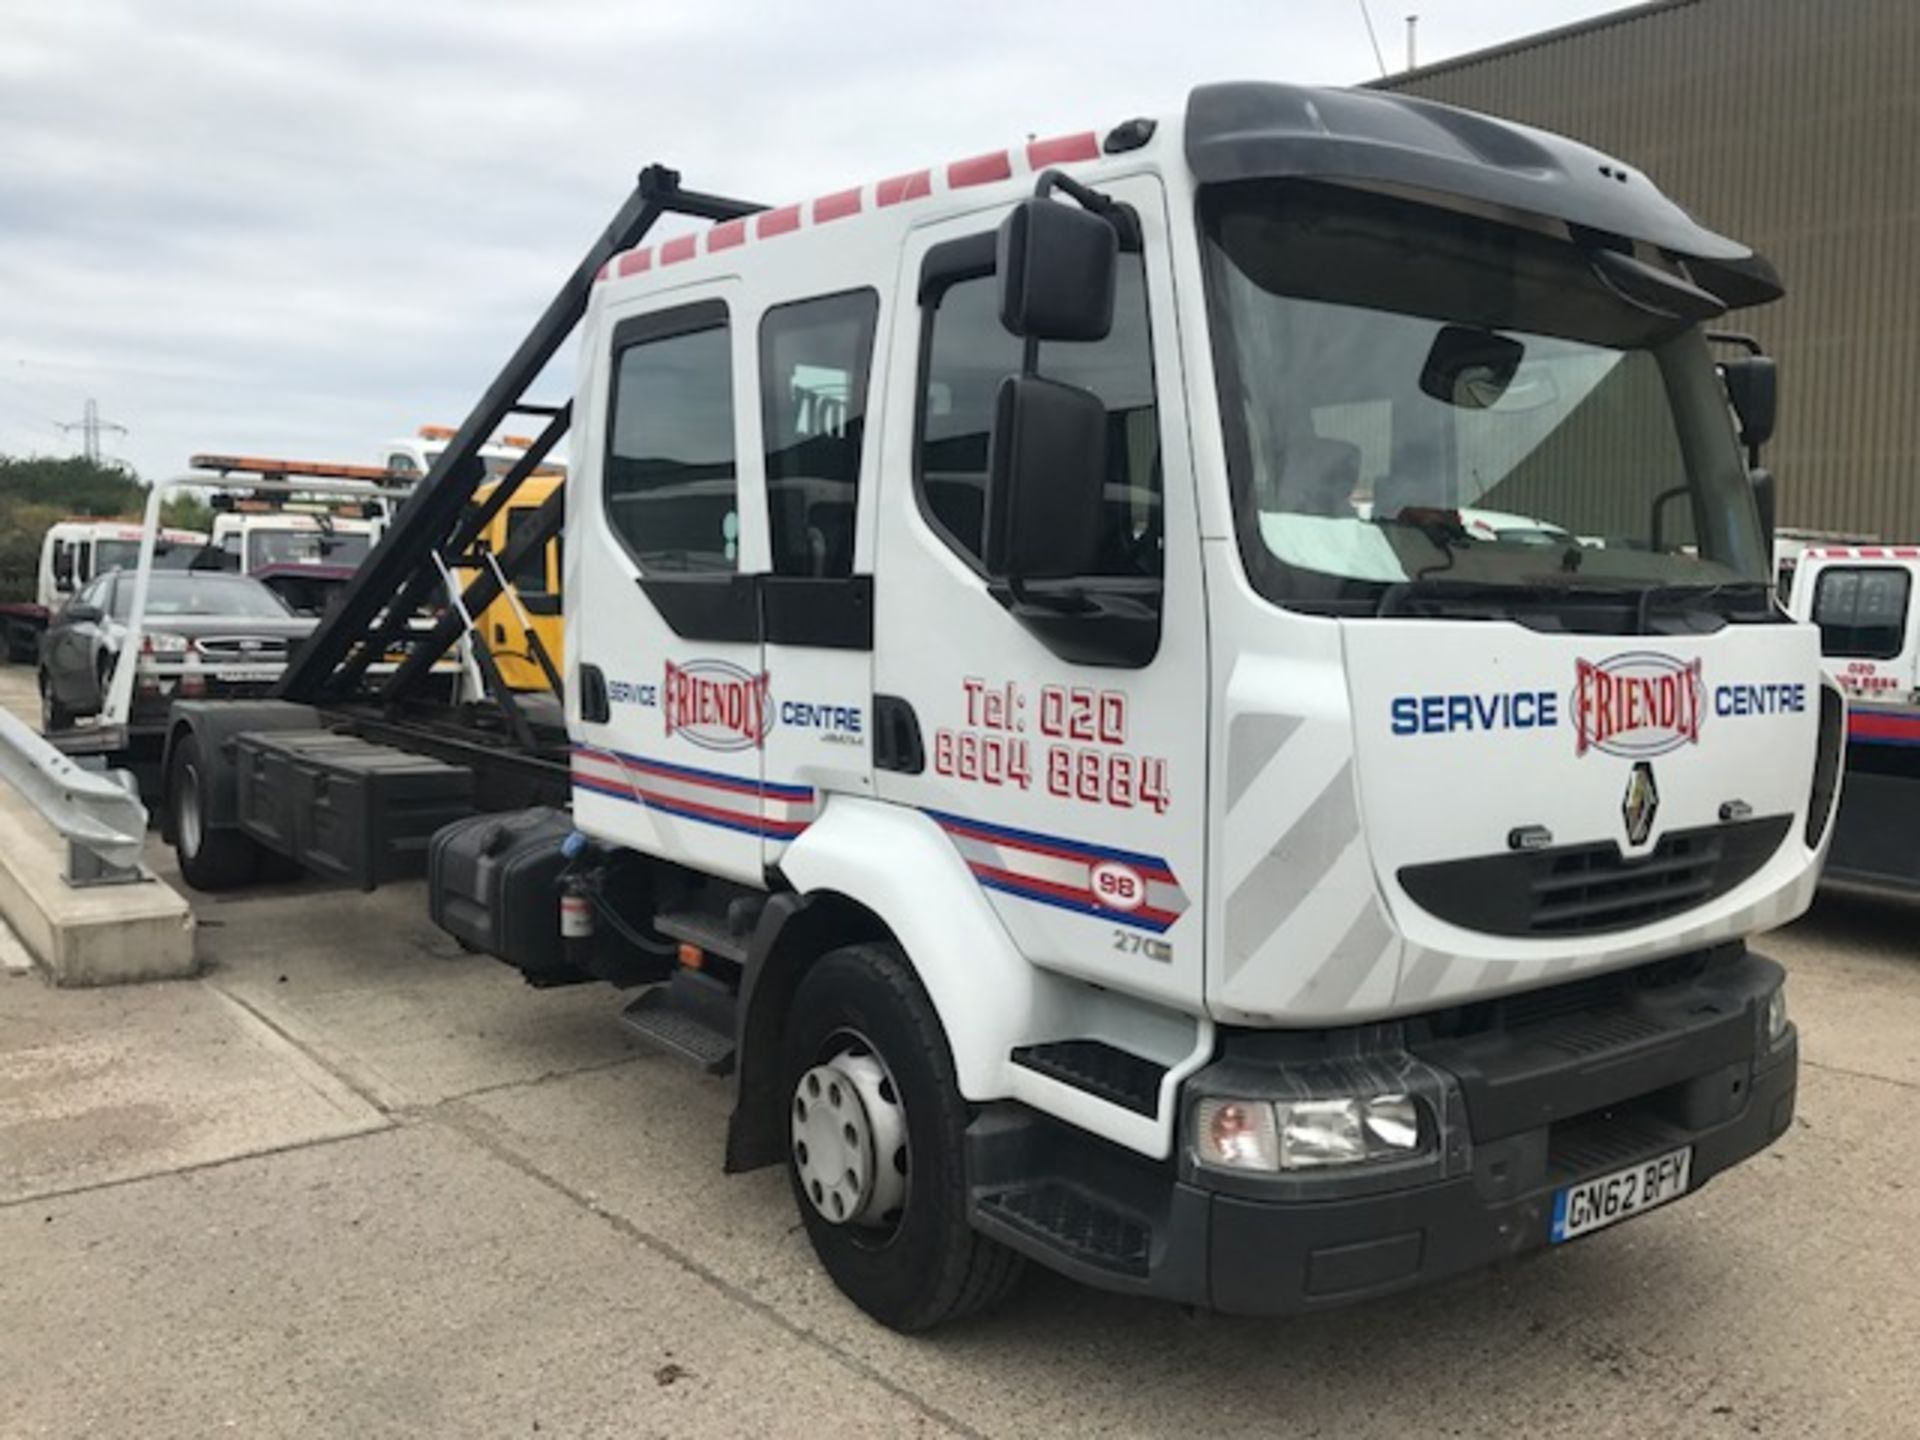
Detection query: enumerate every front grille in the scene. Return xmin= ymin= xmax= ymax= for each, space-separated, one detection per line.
xmin=195 ymin=636 xmax=289 ymax=659
xmin=1398 ymin=816 xmax=1792 ymax=938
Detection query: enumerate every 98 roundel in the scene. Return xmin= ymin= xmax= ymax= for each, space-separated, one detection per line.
xmin=1090 ymin=860 xmax=1148 ymax=912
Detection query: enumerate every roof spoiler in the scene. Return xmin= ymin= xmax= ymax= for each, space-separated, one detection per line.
xmin=1184 ymin=83 xmax=1782 ymax=309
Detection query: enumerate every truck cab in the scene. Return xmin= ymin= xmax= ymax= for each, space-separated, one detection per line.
xmin=464 ymin=470 xmax=564 ymax=692
xmin=552 ymin=84 xmax=1829 ymax=1325
xmin=1 ymin=520 xmax=207 ymax=662
xmin=210 ymin=503 xmax=384 ymax=615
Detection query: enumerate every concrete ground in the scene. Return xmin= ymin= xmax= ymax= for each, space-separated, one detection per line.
xmin=3 ymin=665 xmax=1919 ymax=1437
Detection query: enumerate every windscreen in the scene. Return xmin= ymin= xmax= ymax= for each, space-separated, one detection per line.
xmin=110 ymin=575 xmax=292 ymax=620
xmin=246 ymin=528 xmax=372 ymax=570
xmin=1202 ymin=181 xmax=1767 ymax=617
xmin=93 ymin=540 xmax=200 ymax=575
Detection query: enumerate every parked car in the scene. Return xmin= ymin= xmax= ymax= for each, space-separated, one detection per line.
xmin=38 ymin=570 xmax=316 ymax=733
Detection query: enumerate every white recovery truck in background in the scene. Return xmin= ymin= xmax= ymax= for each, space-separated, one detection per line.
xmin=1 ymin=520 xmax=206 ymax=662
xmin=1786 ymin=544 xmax=1920 ymax=890
xmin=154 ymin=83 xmax=1833 ymax=1331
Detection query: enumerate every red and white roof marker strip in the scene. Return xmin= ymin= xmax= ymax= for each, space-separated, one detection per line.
xmin=594 ymin=130 xmax=1105 ymax=282
xmin=1807 ymin=546 xmax=1920 ymax=560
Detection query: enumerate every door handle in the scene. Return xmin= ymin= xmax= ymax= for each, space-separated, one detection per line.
xmin=579 ymin=663 xmax=610 ymax=723
xmin=874 ymin=694 xmax=924 ymax=774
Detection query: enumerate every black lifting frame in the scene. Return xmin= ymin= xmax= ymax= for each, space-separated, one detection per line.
xmin=273 ymin=165 xmax=765 ymax=718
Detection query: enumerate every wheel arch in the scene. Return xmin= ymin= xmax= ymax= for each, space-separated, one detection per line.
xmin=725 ymin=797 xmax=1047 ymax=1172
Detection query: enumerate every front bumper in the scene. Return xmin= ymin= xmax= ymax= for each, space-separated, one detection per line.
xmin=970 ymin=947 xmax=1797 ymax=1315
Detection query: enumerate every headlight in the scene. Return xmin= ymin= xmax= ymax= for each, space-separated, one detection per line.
xmin=1194 ymin=1093 xmax=1429 ymax=1173
xmin=139 ymin=631 xmax=189 ymax=655
xmin=1765 ymin=986 xmax=1790 ymax=1048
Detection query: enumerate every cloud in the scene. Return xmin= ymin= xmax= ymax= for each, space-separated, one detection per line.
xmin=0 ymin=0 xmax=1630 ymax=479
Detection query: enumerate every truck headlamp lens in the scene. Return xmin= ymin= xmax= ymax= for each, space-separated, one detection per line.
xmin=1765 ymin=986 xmax=1790 ymax=1048
xmin=1194 ymin=1094 xmax=1429 ymax=1172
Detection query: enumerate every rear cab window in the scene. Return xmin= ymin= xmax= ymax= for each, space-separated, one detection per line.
xmin=603 ymin=301 xmax=738 ymax=575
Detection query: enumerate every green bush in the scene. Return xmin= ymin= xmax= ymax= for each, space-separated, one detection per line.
xmin=0 ymin=456 xmax=147 ymax=603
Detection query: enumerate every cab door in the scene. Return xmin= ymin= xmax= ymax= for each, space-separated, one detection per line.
xmin=569 ymin=283 xmax=774 ymax=886
xmin=870 ymin=176 xmax=1209 ymax=1010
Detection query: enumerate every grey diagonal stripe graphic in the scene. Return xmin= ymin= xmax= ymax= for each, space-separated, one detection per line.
xmin=1285 ymin=896 xmax=1396 ymax=1011
xmin=1227 ymin=713 xmax=1301 ymax=811
xmin=1226 ymin=759 xmax=1359 ymax=973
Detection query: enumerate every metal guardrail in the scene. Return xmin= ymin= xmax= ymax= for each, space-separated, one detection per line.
xmin=0 ymin=706 xmax=148 ymax=886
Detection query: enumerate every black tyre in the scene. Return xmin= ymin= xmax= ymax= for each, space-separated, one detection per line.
xmin=782 ymin=942 xmax=1025 ymax=1331
xmin=38 ymin=670 xmax=73 ymax=734
xmin=168 ymin=733 xmax=259 ymax=891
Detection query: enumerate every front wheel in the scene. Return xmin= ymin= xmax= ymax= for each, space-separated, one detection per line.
xmin=168 ymin=733 xmax=259 ymax=891
xmin=782 ymin=943 xmax=1024 ymax=1331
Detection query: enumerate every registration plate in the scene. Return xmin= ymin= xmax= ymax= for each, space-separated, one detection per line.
xmin=215 ymin=666 xmax=282 ymax=683
xmin=1550 ymin=1145 xmax=1692 ymax=1243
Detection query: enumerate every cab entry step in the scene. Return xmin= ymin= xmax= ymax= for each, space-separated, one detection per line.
xmin=619 ymin=969 xmax=737 ymax=1074
xmin=234 ymin=729 xmax=474 ymax=890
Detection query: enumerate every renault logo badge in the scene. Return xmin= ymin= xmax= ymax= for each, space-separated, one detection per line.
xmin=1622 ymin=762 xmax=1659 ymax=846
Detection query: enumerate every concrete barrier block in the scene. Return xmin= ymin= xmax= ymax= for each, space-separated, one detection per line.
xmin=0 ymin=783 xmax=196 ymax=986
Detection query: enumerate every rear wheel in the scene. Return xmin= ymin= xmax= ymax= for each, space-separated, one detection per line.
xmin=168 ymin=733 xmax=258 ymax=891
xmin=782 ymin=943 xmax=1024 ymax=1331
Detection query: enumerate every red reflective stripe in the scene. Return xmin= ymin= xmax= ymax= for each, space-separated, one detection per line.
xmin=1897 ymin=548 xmax=1920 ymax=559
xmin=615 ymin=248 xmax=652 ymax=277
xmin=1861 ymin=547 xmax=1888 ymax=558
xmin=876 ymin=169 xmax=931 ymax=206
xmin=707 ymin=218 xmax=748 ymax=252
xmin=756 ymin=204 xmax=802 ymax=238
xmin=813 ymin=187 xmax=862 ymax=222
xmin=1026 ymin=131 xmax=1100 ymax=168
xmin=594 ymin=261 xmax=611 ymax=283
xmin=660 ymin=234 xmax=698 ymax=265
xmin=947 ymin=149 xmax=1011 ymax=188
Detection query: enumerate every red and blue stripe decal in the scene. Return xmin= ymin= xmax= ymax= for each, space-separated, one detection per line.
xmin=924 ymin=808 xmax=1190 ymax=934
xmin=571 ymin=745 xmax=816 ymax=840
xmin=1849 ymin=708 xmax=1920 ymax=748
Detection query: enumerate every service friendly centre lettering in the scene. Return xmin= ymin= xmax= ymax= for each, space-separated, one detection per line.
xmin=1390 ymin=652 xmax=1807 ymax=754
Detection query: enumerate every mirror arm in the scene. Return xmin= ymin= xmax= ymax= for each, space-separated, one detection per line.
xmin=1032 ymin=169 xmax=1141 ymax=250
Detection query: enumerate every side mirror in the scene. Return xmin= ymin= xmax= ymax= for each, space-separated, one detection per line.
xmin=984 ymin=375 xmax=1107 ymax=581
xmin=65 ymin=602 xmax=103 ymax=625
xmin=1721 ymin=355 xmax=1777 ymax=451
xmin=53 ymin=553 xmax=74 ymax=587
xmin=1751 ymin=467 xmax=1776 ymax=555
xmin=996 ymin=198 xmax=1117 ymax=342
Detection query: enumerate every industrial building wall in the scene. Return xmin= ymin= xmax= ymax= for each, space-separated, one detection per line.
xmin=1382 ymin=0 xmax=1920 ymax=540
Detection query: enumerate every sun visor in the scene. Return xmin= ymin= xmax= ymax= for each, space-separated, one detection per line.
xmin=1185 ymin=83 xmax=1782 ymax=309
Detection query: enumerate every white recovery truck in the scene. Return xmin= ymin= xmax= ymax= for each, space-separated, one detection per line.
xmin=1785 ymin=544 xmax=1920 ymax=890
xmin=153 ymin=84 xmax=1832 ymax=1330
xmin=1 ymin=519 xmax=207 ymax=662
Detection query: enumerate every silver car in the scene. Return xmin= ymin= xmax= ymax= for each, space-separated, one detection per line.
xmin=38 ymin=570 xmax=316 ymax=733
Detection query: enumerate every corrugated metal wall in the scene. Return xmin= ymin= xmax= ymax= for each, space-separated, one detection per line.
xmin=1382 ymin=0 xmax=1920 ymax=539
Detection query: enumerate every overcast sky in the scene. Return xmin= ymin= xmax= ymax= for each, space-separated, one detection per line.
xmin=0 ymin=0 xmax=1634 ymax=481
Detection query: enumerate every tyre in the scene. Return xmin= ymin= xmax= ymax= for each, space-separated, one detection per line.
xmin=38 ymin=670 xmax=73 ymax=734
xmin=168 ymin=732 xmax=259 ymax=891
xmin=782 ymin=942 xmax=1025 ymax=1331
